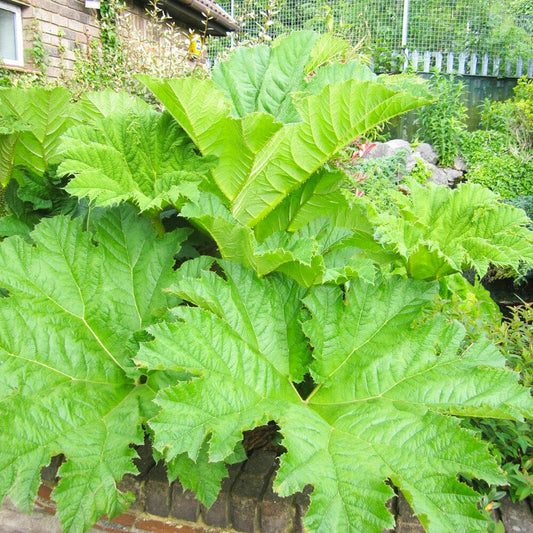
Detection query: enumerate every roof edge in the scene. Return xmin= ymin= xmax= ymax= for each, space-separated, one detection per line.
xmin=160 ymin=0 xmax=239 ymax=36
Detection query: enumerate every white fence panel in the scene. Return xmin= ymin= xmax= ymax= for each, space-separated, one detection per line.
xmin=401 ymin=50 xmax=531 ymax=78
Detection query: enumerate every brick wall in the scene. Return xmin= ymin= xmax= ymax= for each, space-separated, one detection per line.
xmin=1 ymin=444 xmax=531 ymax=533
xmin=18 ymin=0 xmax=100 ymax=78
xmin=10 ymin=0 xmax=191 ymax=81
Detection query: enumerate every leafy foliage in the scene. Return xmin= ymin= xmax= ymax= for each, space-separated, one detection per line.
xmin=460 ymin=130 xmax=533 ymax=199
xmin=417 ymin=75 xmax=467 ymax=167
xmin=137 ymin=259 xmax=532 ymax=533
xmin=0 ymin=87 xmax=81 ymax=185
xmin=342 ymin=148 xmax=409 ymax=211
xmin=367 ymin=181 xmax=533 ymax=280
xmin=59 ymin=110 xmax=213 ymax=216
xmin=0 ymin=206 xmax=189 ymax=533
xmin=0 ymin=88 xmax=153 ymax=236
xmin=1 ymin=30 xmax=533 ymax=533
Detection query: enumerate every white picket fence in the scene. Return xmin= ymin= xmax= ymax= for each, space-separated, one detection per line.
xmin=398 ymin=50 xmax=533 ymax=78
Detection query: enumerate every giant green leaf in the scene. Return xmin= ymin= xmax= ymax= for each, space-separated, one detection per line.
xmin=371 ymin=181 xmax=533 ymax=280
xmin=212 ymin=31 xmax=378 ymax=122
xmin=212 ymin=31 xmax=319 ymax=122
xmin=141 ymin=32 xmax=432 ymax=228
xmin=59 ymin=110 xmax=212 ymax=215
xmin=0 ymin=206 xmax=189 ymax=533
xmin=137 ymin=260 xmax=532 ymax=533
xmin=0 ymin=87 xmax=81 ymax=185
xmin=253 ymin=167 xmax=375 ymax=239
xmin=75 ymin=89 xmax=150 ymax=122
xmin=181 ymin=193 xmax=374 ymax=286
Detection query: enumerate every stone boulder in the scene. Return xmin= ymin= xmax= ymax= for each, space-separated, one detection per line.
xmin=413 ymin=142 xmax=439 ymax=165
xmin=362 ymin=139 xmax=465 ymax=187
xmin=363 ymin=139 xmax=412 ymax=160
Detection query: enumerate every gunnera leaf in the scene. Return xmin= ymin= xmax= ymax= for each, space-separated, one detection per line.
xmin=60 ymin=110 xmax=213 ymax=215
xmin=0 ymin=87 xmax=81 ymax=185
xmin=181 ymin=192 xmax=375 ymax=287
xmin=371 ymin=181 xmax=533 ymax=280
xmin=137 ymin=260 xmax=532 ymax=533
xmin=0 ymin=205 xmax=190 ymax=533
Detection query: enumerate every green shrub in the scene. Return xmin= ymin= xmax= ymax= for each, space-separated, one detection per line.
xmin=417 ymin=74 xmax=467 ymax=167
xmin=342 ymin=149 xmax=408 ymax=212
xmin=465 ymin=303 xmax=533 ymax=502
xmin=510 ymin=77 xmax=533 ymax=150
xmin=460 ymin=130 xmax=533 ymax=199
xmin=479 ymin=98 xmax=515 ymax=134
xmin=479 ymin=76 xmax=533 ymax=152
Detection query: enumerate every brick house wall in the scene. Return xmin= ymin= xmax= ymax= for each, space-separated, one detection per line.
xmin=3 ymin=0 xmax=193 ymax=80
xmin=13 ymin=0 xmax=100 ymax=78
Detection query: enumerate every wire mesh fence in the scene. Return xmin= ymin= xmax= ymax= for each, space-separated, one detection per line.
xmin=209 ymin=0 xmax=533 ymax=76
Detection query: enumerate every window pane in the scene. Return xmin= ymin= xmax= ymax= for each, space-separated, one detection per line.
xmin=0 ymin=8 xmax=17 ymax=61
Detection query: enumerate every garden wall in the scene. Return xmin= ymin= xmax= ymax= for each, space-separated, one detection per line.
xmin=1 ymin=447 xmax=532 ymax=533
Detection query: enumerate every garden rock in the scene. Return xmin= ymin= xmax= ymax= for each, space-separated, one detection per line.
xmin=442 ymin=167 xmax=464 ymax=184
xmin=363 ymin=138 xmax=465 ymax=187
xmin=413 ymin=142 xmax=438 ymax=165
xmin=364 ymin=139 xmax=412 ymax=159
xmin=404 ymin=154 xmax=419 ymax=173
xmin=425 ymin=164 xmax=450 ymax=185
xmin=453 ymin=155 xmax=468 ymax=171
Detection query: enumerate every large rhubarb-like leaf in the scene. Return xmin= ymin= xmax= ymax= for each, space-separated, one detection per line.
xmin=138 ymin=260 xmax=532 ymax=533
xmin=181 ymin=193 xmax=374 ymax=286
xmin=371 ymin=181 xmax=533 ymax=280
xmin=60 ymin=110 xmax=212 ymax=214
xmin=75 ymin=89 xmax=151 ymax=122
xmin=212 ymin=31 xmax=319 ymax=122
xmin=0 ymin=206 xmax=189 ymax=533
xmin=141 ymin=31 xmax=432 ymax=227
xmin=0 ymin=87 xmax=81 ymax=184
xmin=0 ymin=88 xmax=154 ymax=187
xmin=212 ymin=31 xmax=378 ymax=122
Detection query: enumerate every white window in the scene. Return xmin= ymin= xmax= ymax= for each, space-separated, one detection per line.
xmin=0 ymin=1 xmax=24 ymax=67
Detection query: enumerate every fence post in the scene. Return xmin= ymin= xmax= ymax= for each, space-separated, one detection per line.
xmin=401 ymin=0 xmax=410 ymax=47
xmin=481 ymin=54 xmax=489 ymax=76
xmin=516 ymin=57 xmax=524 ymax=77
xmin=493 ymin=56 xmax=501 ymax=76
xmin=469 ymin=53 xmax=478 ymax=75
xmin=529 ymin=58 xmax=533 ymax=78
xmin=411 ymin=50 xmax=419 ymax=71
xmin=423 ymin=50 xmax=431 ymax=72
xmin=505 ymin=59 xmax=512 ymax=77
xmin=458 ymin=52 xmax=467 ymax=74
xmin=446 ymin=52 xmax=454 ymax=73
xmin=435 ymin=51 xmax=443 ymax=72
xmin=401 ymin=49 xmax=409 ymax=71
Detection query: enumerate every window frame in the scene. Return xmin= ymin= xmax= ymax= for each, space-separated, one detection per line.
xmin=0 ymin=0 xmax=24 ymax=67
